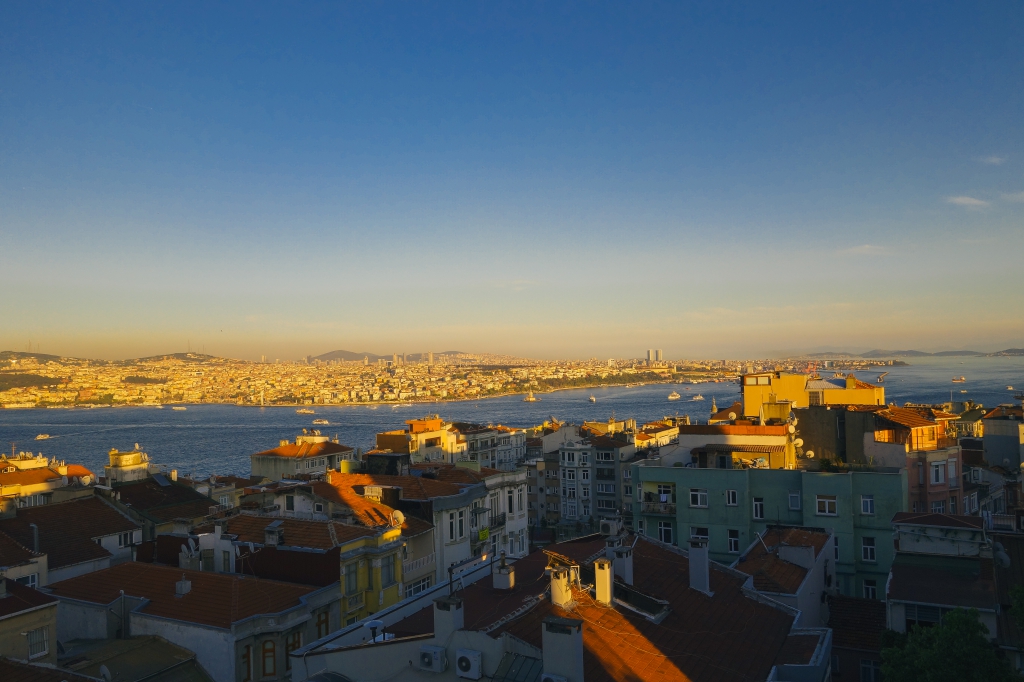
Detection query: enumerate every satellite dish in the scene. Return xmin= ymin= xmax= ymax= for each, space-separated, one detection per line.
xmin=787 ymin=424 xmax=796 ymax=434
xmin=728 ymin=412 xmax=737 ymax=420
xmin=234 ymin=546 xmax=241 ymax=557
xmin=188 ymin=538 xmax=198 ymax=552
xmin=794 ymin=438 xmax=804 ymax=448
xmin=180 ymin=544 xmax=189 ymax=557
xmin=391 ymin=510 xmax=406 ymax=527
xmin=99 ymin=664 xmax=112 ymax=682
xmin=806 ymin=450 xmax=815 ymax=458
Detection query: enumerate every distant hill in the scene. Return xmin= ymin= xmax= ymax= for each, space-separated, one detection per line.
xmin=0 ymin=350 xmax=66 ymax=363
xmin=314 ymin=350 xmax=465 ymax=362
xmin=859 ymin=349 xmax=985 ymax=358
xmin=994 ymin=348 xmax=1024 ymax=356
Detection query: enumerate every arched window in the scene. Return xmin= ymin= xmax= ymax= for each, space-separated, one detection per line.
xmin=261 ymin=640 xmax=276 ymax=677
xmin=241 ymin=645 xmax=252 ymax=682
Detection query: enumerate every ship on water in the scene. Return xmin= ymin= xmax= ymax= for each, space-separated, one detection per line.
xmin=296 ymin=408 xmax=315 ymax=414
xmin=692 ymin=394 xmax=705 ymax=401
xmin=667 ymin=391 xmax=681 ymax=401
xmin=312 ymin=418 xmax=329 ymax=425
xmin=589 ymin=394 xmax=596 ymax=403
xmin=172 ymin=406 xmax=187 ymax=411
xmin=523 ymin=391 xmax=540 ymax=402
xmin=952 ymin=376 xmax=966 ymax=383
xmin=35 ymin=434 xmax=50 ymax=440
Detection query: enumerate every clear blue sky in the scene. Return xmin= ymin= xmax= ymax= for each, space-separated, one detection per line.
xmin=2 ymin=2 xmax=1022 ymax=360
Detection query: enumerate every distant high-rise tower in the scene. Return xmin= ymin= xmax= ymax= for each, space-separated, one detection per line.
xmin=402 ymin=353 xmax=407 ymax=365
xmin=427 ymin=351 xmax=434 ymax=365
xmin=655 ymin=349 xmax=663 ymax=362
xmin=363 ymin=356 xmax=369 ymax=366
xmin=261 ymin=355 xmax=266 ymax=363
xmin=647 ymin=349 xmax=655 ymax=364
xmin=393 ymin=353 xmax=398 ymax=366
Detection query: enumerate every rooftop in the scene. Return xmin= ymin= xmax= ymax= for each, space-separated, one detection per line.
xmin=733 ymin=527 xmax=830 ymax=594
xmin=0 ymin=658 xmax=98 ymax=682
xmin=0 ymin=576 xmax=58 ymax=619
xmin=193 ymin=513 xmax=377 ymax=550
xmin=827 ymin=595 xmax=886 ymax=652
xmin=875 ymin=406 xmax=940 ymax=430
xmin=0 ymin=463 xmax=94 ymax=488
xmin=59 ymin=636 xmax=214 ymax=682
xmin=252 ymin=440 xmax=354 ymax=459
xmin=410 ymin=463 xmax=505 ymax=485
xmin=46 ymin=562 xmax=318 ymax=630
xmin=887 ymin=555 xmax=995 ymax=610
xmin=112 ymin=478 xmax=218 ymax=523
xmin=891 ymin=512 xmax=985 ymax=530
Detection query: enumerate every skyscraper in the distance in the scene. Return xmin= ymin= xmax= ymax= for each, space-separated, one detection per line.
xmin=655 ymin=349 xmax=663 ymax=362
xmin=646 ymin=349 xmax=655 ymax=364
xmin=427 ymin=351 xmax=434 ymax=365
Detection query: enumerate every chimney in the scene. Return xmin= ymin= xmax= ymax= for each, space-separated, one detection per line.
xmin=214 ymin=519 xmax=229 ymax=537
xmin=594 ymin=558 xmax=613 ymax=605
xmin=688 ymin=540 xmax=713 ymax=596
xmin=29 ymin=523 xmax=39 ymax=553
xmin=493 ymin=553 xmax=515 ymax=590
xmin=175 ymin=574 xmax=192 ymax=598
xmin=170 ymin=469 xmax=177 ymax=481
xmin=264 ymin=520 xmax=284 ymax=546
xmin=613 ymin=546 xmax=633 ymax=586
xmin=432 ymin=595 xmax=464 ymax=643
xmin=550 ymin=567 xmax=574 ymax=609
xmin=604 ymin=535 xmax=621 ymax=562
xmin=541 ymin=617 xmax=585 ymax=682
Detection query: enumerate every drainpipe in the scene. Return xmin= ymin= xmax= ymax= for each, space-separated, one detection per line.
xmin=29 ymin=523 xmax=39 ymax=553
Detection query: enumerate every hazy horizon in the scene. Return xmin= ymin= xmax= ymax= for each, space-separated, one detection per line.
xmin=3 ymin=4 xmax=1022 ymax=361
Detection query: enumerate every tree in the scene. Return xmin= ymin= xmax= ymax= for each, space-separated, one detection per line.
xmin=880 ymin=608 xmax=1019 ymax=682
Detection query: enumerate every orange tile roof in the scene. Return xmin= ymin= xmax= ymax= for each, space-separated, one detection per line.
xmin=876 ymin=406 xmax=938 ymax=429
xmin=194 ymin=514 xmax=376 ymax=550
xmin=252 ymin=440 xmax=354 ymax=459
xmin=325 ymin=472 xmax=468 ymax=500
xmin=0 ymin=577 xmax=58 ymax=618
xmin=0 ymin=496 xmax=139 ymax=570
xmin=0 ymin=530 xmax=38 ymax=569
xmin=677 ymin=424 xmax=790 ymax=436
xmin=710 ymin=401 xmax=744 ymax=422
xmin=0 ymin=463 xmax=95 ymax=488
xmin=733 ymin=529 xmax=829 ymax=594
xmin=828 ymin=595 xmax=886 ymax=652
xmin=306 ymin=481 xmax=433 ymax=537
xmin=410 ymin=463 xmax=504 ymax=484
xmin=47 ymin=562 xmax=317 ymax=629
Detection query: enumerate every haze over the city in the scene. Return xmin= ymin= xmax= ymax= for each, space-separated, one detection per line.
xmin=2 ymin=3 xmax=1022 ymax=361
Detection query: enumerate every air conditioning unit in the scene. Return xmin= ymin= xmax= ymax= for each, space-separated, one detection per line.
xmin=455 ymin=649 xmax=482 ymax=680
xmin=419 ymin=645 xmax=447 ymax=672
xmin=599 ymin=519 xmax=621 ymax=536
xmin=541 ymin=675 xmax=567 ymax=682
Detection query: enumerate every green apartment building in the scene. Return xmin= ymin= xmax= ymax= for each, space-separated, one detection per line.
xmin=632 ymin=462 xmax=908 ymax=600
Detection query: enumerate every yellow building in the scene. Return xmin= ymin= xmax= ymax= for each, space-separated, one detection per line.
xmin=0 ymin=578 xmax=59 ymax=664
xmin=375 ymin=416 xmax=466 ymax=463
xmin=742 ymin=371 xmax=884 ymax=419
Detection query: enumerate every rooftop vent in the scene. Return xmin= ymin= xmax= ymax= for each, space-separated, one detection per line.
xmin=175 ymin=574 xmax=192 ymax=598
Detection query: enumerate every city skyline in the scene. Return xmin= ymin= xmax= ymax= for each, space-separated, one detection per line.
xmin=2 ymin=3 xmax=1023 ymax=361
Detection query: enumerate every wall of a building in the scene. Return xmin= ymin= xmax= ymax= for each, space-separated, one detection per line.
xmin=49 ymin=557 xmax=112 ymax=585
xmin=132 ymin=615 xmax=236 ymax=682
xmin=983 ymin=421 xmax=1024 ymax=468
xmin=0 ymin=603 xmax=58 ymax=663
xmin=55 ymin=599 xmax=112 ymax=641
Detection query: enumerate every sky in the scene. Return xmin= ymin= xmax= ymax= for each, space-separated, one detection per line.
xmin=1 ymin=2 xmax=1022 ymax=361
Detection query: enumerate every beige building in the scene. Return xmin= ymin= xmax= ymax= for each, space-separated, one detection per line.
xmin=375 ymin=416 xmax=466 ymax=463
xmin=742 ymin=371 xmax=884 ymax=418
xmin=0 ymin=577 xmax=59 ymax=664
xmin=251 ymin=430 xmax=355 ymax=481
xmin=0 ymin=452 xmax=95 ymax=507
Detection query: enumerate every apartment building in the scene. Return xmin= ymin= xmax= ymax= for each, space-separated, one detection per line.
xmin=982 ymin=405 xmax=1024 ymax=469
xmin=632 ymin=460 xmax=908 ymax=599
xmin=251 ymin=429 xmax=355 ymax=480
xmin=0 ymin=452 xmax=95 ymax=507
xmin=375 ymin=416 xmax=466 ymax=464
xmin=0 ymin=577 xmax=58 ymax=664
xmin=742 ymin=371 xmax=884 ymax=419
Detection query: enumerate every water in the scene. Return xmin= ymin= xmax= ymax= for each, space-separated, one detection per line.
xmin=2 ymin=356 xmax=1021 ymax=479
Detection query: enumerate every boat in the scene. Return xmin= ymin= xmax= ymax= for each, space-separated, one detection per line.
xmin=296 ymin=408 xmax=315 ymax=414
xmin=172 ymin=406 xmax=187 ymax=411
xmin=1008 ymin=386 xmax=1015 ymax=391
xmin=35 ymin=434 xmax=50 ymax=440
xmin=312 ymin=419 xmax=329 ymax=425
xmin=960 ymin=389 xmax=968 ymax=394
xmin=691 ymin=394 xmax=705 ymax=401
xmin=952 ymin=376 xmax=966 ymax=383
xmin=588 ymin=394 xmax=596 ymax=403
xmin=667 ymin=391 xmax=681 ymax=401
xmin=523 ymin=391 xmax=540 ymax=402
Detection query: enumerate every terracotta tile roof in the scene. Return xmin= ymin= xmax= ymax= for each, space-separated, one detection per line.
xmin=492 ymin=538 xmax=799 ymax=682
xmin=0 ymin=577 xmax=58 ymax=619
xmin=0 ymin=497 xmax=139 ymax=570
xmin=710 ymin=401 xmax=744 ymax=422
xmin=876 ymin=407 xmax=938 ymax=429
xmin=891 ymin=512 xmax=984 ymax=530
xmin=887 ymin=557 xmax=995 ymax=609
xmin=827 ymin=595 xmax=886 ymax=652
xmin=113 ymin=479 xmax=217 ymax=523
xmin=0 ymin=530 xmax=38 ymax=569
xmin=411 ymin=463 xmax=505 ymax=485
xmin=307 ymin=481 xmax=433 ymax=537
xmin=0 ymin=463 xmax=94 ymax=487
xmin=193 ymin=514 xmax=375 ymax=550
xmin=984 ymin=406 xmax=1024 ymax=420
xmin=773 ymin=634 xmax=821 ymax=665
xmin=325 ymin=472 xmax=468 ymax=500
xmin=252 ymin=440 xmax=353 ymax=459
xmin=0 ymin=658 xmax=98 ymax=682
xmin=676 ymin=425 xmax=790 ymax=436
xmin=692 ymin=444 xmax=785 ymax=454
xmin=47 ymin=562 xmax=317 ymax=630
xmin=733 ymin=528 xmax=829 ymax=594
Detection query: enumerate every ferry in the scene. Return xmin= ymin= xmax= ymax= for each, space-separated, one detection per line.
xmin=172 ymin=406 xmax=187 ymax=411
xmin=296 ymin=408 xmax=315 ymax=415
xmin=35 ymin=434 xmax=50 ymax=440
xmin=952 ymin=376 xmax=966 ymax=383
xmin=960 ymin=389 xmax=968 ymax=394
xmin=1008 ymin=386 xmax=1015 ymax=391
xmin=589 ymin=394 xmax=596 ymax=403
xmin=692 ymin=394 xmax=706 ymax=401
xmin=523 ymin=391 xmax=540 ymax=402
xmin=667 ymin=391 xmax=681 ymax=401
xmin=312 ymin=419 xmax=329 ymax=425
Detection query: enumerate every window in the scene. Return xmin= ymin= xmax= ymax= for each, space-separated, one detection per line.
xmin=863 ymin=579 xmax=877 ymax=600
xmin=449 ymin=512 xmax=456 ymax=540
xmin=753 ymin=498 xmax=764 ymax=520
xmin=261 ymin=640 xmax=276 ymax=677
xmin=860 ymin=659 xmax=882 ymax=682
xmin=931 ymin=500 xmax=946 ymax=513
xmin=381 ymin=554 xmax=396 ymax=586
xmin=597 ymin=483 xmax=615 ymax=494
xmin=407 ymin=576 xmax=431 ymax=596
xmin=597 ymin=451 xmax=613 ymax=461
xmin=458 ymin=510 xmax=465 ymax=537
xmin=517 ymin=487 xmax=524 ymax=511
xmin=624 ymin=485 xmax=632 ymax=496
xmin=581 ymin=469 xmax=590 ymax=481
xmin=15 ymin=573 xmax=38 ymax=588
xmin=931 ymin=462 xmax=945 ymax=485
xmin=637 ymin=519 xmax=646 ymax=535
xmin=861 ymin=495 xmax=875 ymax=515
xmin=949 ymin=496 xmax=957 ymax=514
xmin=948 ymin=460 xmax=957 ymax=483
xmin=728 ymin=529 xmax=740 ymax=553
xmin=242 ymin=645 xmax=252 ymax=682
xmin=816 ymin=495 xmax=837 ymax=516
xmin=117 ymin=531 xmax=134 ymax=548
xmin=658 ymin=521 xmax=673 ymax=544
xmin=316 ymin=610 xmax=330 ymax=638
xmin=689 ymin=489 xmax=708 ymax=508
xmin=26 ymin=626 xmax=48 ymax=659
xmin=508 ymin=490 xmax=514 ymax=514
xmin=285 ymin=631 xmax=301 ymax=670
xmin=788 ymin=491 xmax=801 ymax=510
xmin=581 ymin=485 xmax=590 ymax=498
xmin=835 ymin=535 xmax=840 ymax=560
xmin=314 ymin=503 xmax=324 ymax=513
xmin=726 ymin=490 xmax=738 ymax=506
xmin=862 ymin=537 xmax=876 ymax=562
xmin=597 ymin=499 xmax=617 ymax=509
xmin=564 ymin=470 xmax=576 ymax=481
xmin=345 ymin=563 xmax=359 ymax=595
xmin=222 ymin=550 xmax=231 ymax=572
xmin=971 ymin=492 xmax=978 ymax=512
xmin=690 ymin=527 xmax=709 ymax=541
xmin=285 ymin=495 xmax=295 ymax=512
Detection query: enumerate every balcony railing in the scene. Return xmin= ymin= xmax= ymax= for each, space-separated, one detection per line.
xmin=345 ymin=591 xmax=365 ymax=612
xmin=403 ymin=553 xmax=435 ymax=576
xmin=992 ymin=514 xmax=1016 ymax=531
xmin=489 ymin=512 xmax=507 ymax=529
xmin=641 ymin=502 xmax=677 ymax=515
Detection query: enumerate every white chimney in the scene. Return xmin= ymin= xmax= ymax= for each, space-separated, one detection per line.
xmin=493 ymin=554 xmax=515 ymax=590
xmin=550 ymin=567 xmax=574 ymax=609
xmin=594 ymin=558 xmax=613 ymax=605
xmin=688 ymin=540 xmax=712 ymax=596
xmin=541 ymin=616 xmax=585 ymax=682
xmin=175 ymin=575 xmax=192 ymax=598
xmin=613 ymin=546 xmax=633 ymax=586
xmin=170 ymin=469 xmax=178 ymax=482
xmin=264 ymin=520 xmax=284 ymax=546
xmin=432 ymin=595 xmax=464 ymax=643
xmin=604 ymin=535 xmax=621 ymax=562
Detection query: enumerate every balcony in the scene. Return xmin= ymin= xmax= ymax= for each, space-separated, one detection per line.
xmin=403 ymin=552 xmax=435 ymax=576
xmin=641 ymin=502 xmax=677 ymax=515
xmin=344 ymin=591 xmax=364 ymax=612
xmin=489 ymin=512 xmax=507 ymax=529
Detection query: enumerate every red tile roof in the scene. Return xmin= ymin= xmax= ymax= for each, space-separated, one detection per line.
xmin=828 ymin=595 xmax=886 ymax=652
xmin=984 ymin=406 xmax=1024 ymax=420
xmin=324 ymin=472 xmax=468 ymax=500
xmin=252 ymin=440 xmax=353 ymax=459
xmin=0 ymin=658 xmax=97 ymax=682
xmin=194 ymin=514 xmax=375 ymax=550
xmin=710 ymin=401 xmax=744 ymax=422
xmin=876 ymin=407 xmax=939 ymax=429
xmin=47 ymin=562 xmax=317 ymax=629
xmin=410 ymin=463 xmax=504 ymax=484
xmin=0 ymin=577 xmax=58 ymax=619
xmin=676 ymin=425 xmax=790 ymax=436
xmin=0 ymin=496 xmax=139 ymax=570
xmin=0 ymin=463 xmax=95 ymax=487
xmin=306 ymin=481 xmax=434 ymax=537
xmin=113 ymin=479 xmax=217 ymax=523
xmin=888 ymin=558 xmax=995 ymax=609
xmin=0 ymin=530 xmax=39 ymax=569
xmin=734 ymin=528 xmax=830 ymax=594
